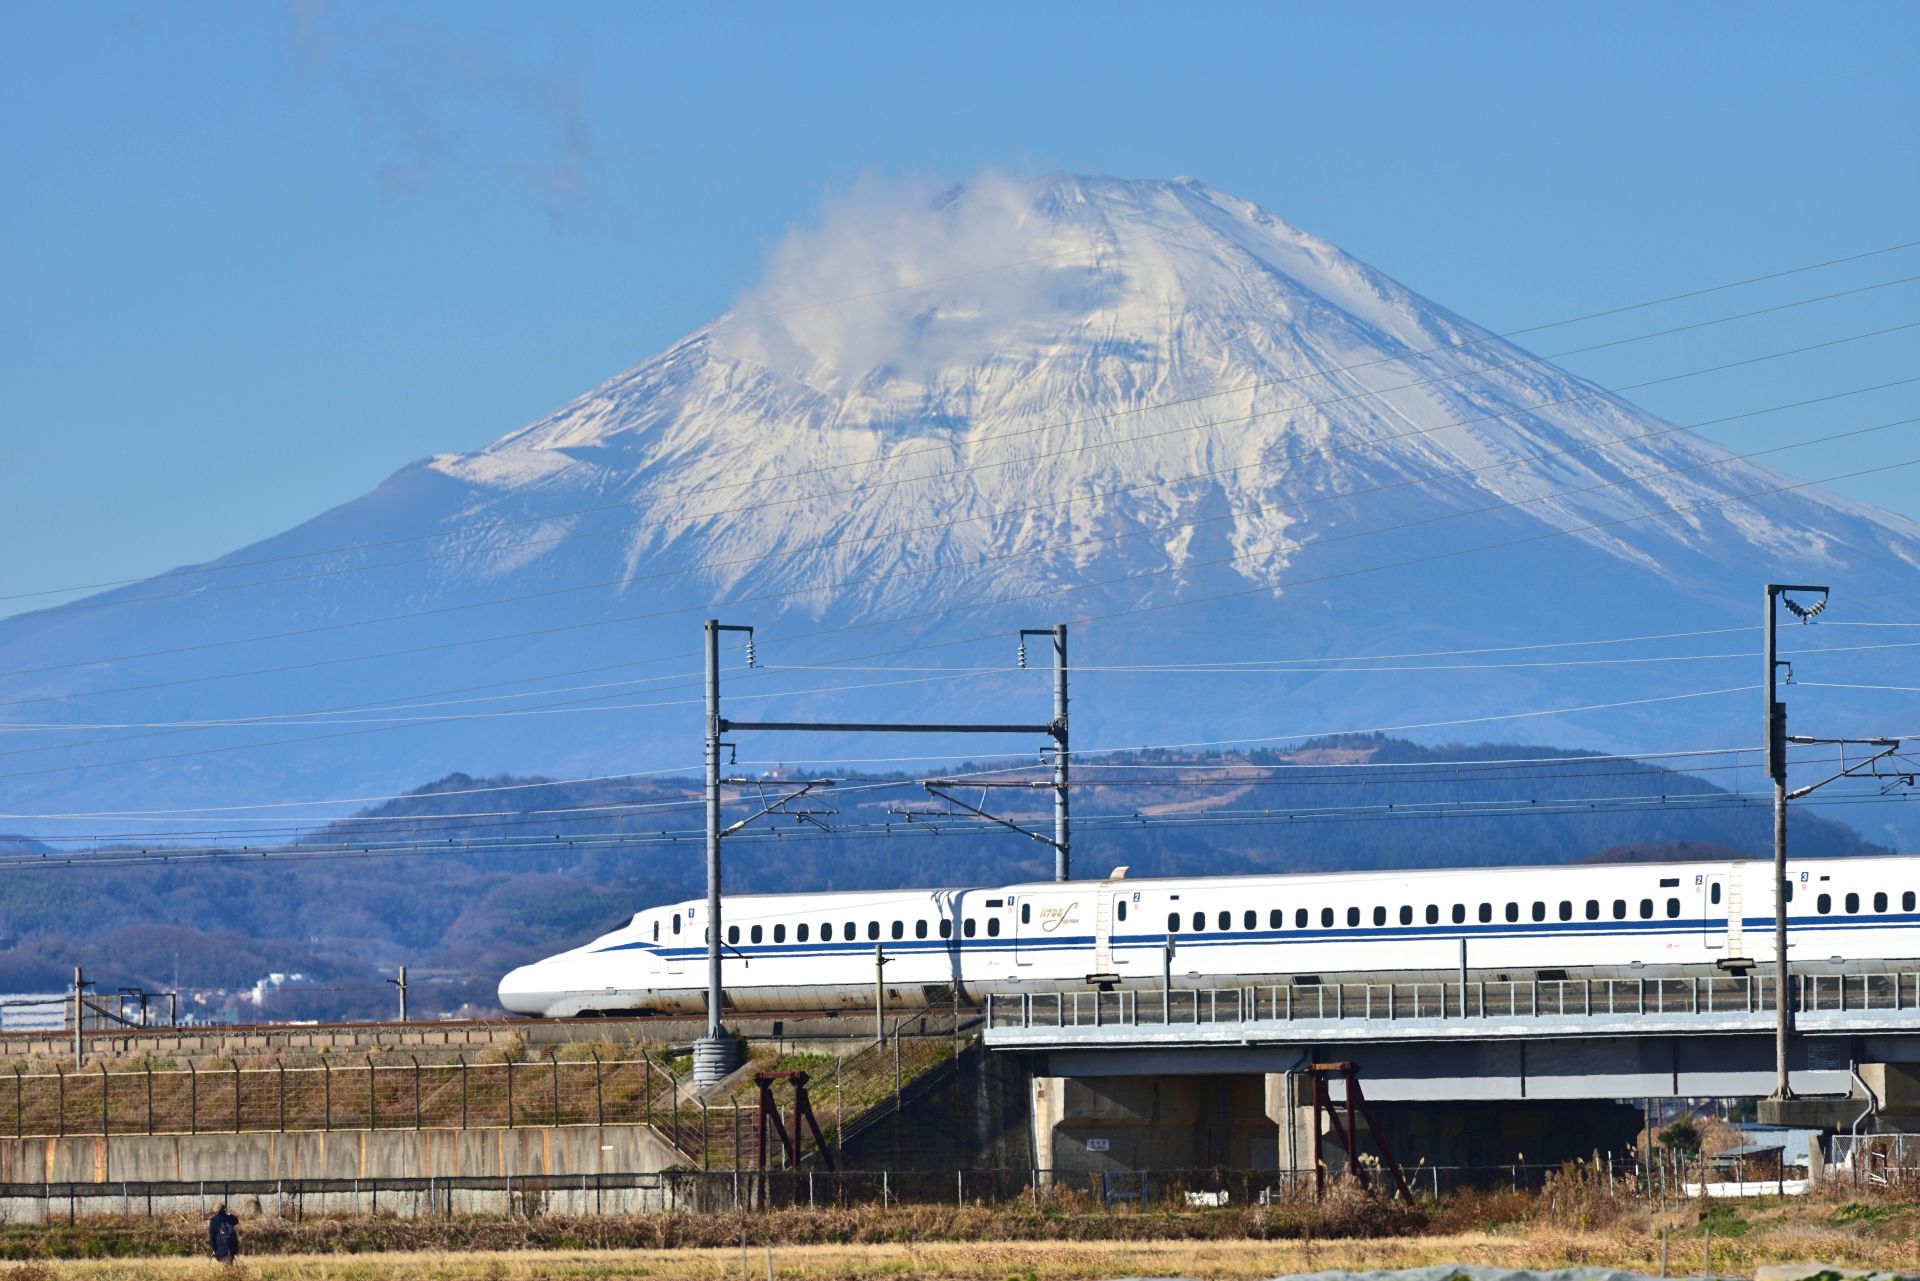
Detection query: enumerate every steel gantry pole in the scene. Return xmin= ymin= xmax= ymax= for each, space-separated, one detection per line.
xmin=695 ymin=619 xmax=744 ymax=1084
xmin=1765 ymin=583 xmax=1828 ymax=1100
xmin=1050 ymin=624 xmax=1069 ymax=882
xmin=1021 ymin=626 xmax=1070 ymax=881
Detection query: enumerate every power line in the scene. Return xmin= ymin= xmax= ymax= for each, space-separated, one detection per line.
xmin=6 ymin=437 xmax=1914 ymax=788
xmin=10 ymin=342 xmax=1915 ymax=694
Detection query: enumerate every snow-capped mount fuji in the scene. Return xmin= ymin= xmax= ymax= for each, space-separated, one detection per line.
xmin=5 ymin=174 xmax=1919 ymax=836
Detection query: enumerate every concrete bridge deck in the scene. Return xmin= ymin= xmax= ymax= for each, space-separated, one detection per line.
xmin=987 ymin=973 xmax=1920 ymax=1101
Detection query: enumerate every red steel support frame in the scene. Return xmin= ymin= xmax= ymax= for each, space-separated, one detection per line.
xmin=1305 ymin=1061 xmax=1413 ymax=1203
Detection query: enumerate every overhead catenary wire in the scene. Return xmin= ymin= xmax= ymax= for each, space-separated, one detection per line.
xmin=11 ymin=235 xmax=1918 ymax=611
xmin=5 ymin=438 xmax=1916 ymax=788
xmin=5 ymin=787 xmax=1913 ymax=873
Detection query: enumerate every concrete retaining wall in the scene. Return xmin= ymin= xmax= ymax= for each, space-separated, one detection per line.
xmin=0 ymin=1123 xmax=683 ymax=1184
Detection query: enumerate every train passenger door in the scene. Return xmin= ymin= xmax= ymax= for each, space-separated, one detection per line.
xmin=1014 ymin=891 xmax=1085 ymax=967
xmin=1701 ymin=874 xmax=1728 ymax=950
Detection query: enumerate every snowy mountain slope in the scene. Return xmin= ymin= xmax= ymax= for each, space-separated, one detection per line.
xmin=3 ymin=174 xmax=1918 ymax=841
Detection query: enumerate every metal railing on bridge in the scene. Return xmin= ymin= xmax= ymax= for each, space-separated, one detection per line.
xmin=987 ymin=971 xmax=1920 ymax=1034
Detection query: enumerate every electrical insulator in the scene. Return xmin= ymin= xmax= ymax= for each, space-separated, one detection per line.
xmin=744 ymin=638 xmax=756 ymax=668
xmin=1017 ymin=641 xmax=1027 ymax=669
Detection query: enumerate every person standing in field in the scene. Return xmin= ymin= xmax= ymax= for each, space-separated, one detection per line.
xmin=207 ymin=1203 xmax=240 ymax=1263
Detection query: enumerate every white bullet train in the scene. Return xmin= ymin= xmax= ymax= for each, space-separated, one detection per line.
xmin=496 ymin=854 xmax=1920 ymax=1017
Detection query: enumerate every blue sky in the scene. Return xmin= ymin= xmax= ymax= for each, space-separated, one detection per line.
xmin=2 ymin=2 xmax=1916 ymax=610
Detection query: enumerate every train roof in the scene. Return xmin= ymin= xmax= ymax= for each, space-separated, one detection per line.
xmin=662 ymin=851 xmax=1915 ymax=907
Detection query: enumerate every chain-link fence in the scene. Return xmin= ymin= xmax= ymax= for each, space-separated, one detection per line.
xmin=0 ymin=1161 xmax=1633 ymax=1223
xmin=0 ymin=1054 xmax=697 ymax=1143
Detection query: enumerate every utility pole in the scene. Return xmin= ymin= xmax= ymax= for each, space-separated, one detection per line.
xmin=875 ymin=945 xmax=890 ymax=1047
xmin=1765 ymin=583 xmax=1827 ymax=1100
xmin=388 ymin=966 xmax=408 ymax=1023
xmin=71 ymin=966 xmax=85 ymax=1069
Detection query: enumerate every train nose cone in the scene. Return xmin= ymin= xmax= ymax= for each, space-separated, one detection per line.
xmin=496 ymin=962 xmax=552 ymax=1016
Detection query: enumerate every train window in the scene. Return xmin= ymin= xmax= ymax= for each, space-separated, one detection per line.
xmin=891 ymin=921 xmax=904 ymax=940
xmin=1710 ymin=883 xmax=1722 ymax=905
xmin=728 ymin=925 xmax=740 ymax=944
xmin=1400 ymin=906 xmax=1413 ymax=926
xmin=773 ymin=924 xmax=786 ymax=943
xmin=941 ymin=919 xmax=953 ymax=938
xmin=1347 ymin=907 xmax=1361 ymax=927
xmin=1426 ymin=905 xmax=1439 ymax=925
xmin=1817 ymin=894 xmax=1832 ymax=914
xmin=672 ymin=915 xmax=682 ymax=935
xmin=1845 ymin=893 xmax=1860 ymax=913
xmin=1322 ymin=907 xmax=1335 ymax=928
xmin=1373 ymin=906 xmax=1387 ymax=927
xmin=1270 ymin=909 xmax=1283 ymax=928
xmin=1666 ymin=898 xmax=1680 ymax=918
xmin=867 ymin=921 xmax=880 ymax=941
xmin=1118 ymin=901 xmax=1128 ymax=922
xmin=1906 ymin=891 xmax=1917 ymax=912
xmin=1532 ymin=902 xmax=1546 ymax=923
xmin=1638 ymin=899 xmax=1653 ymax=919
xmin=846 ymin=921 xmax=856 ymax=939
xmin=797 ymin=924 xmax=809 ymax=943
xmin=1874 ymin=892 xmax=1888 ymax=913
xmin=652 ymin=922 xmax=660 ymax=942
xmin=1021 ymin=903 xmax=1031 ymax=924
xmin=1219 ymin=911 xmax=1231 ymax=931
xmin=1586 ymin=900 xmax=1600 ymax=920
xmin=1558 ymin=901 xmax=1572 ymax=922
xmin=821 ymin=923 xmax=833 ymax=942
xmin=987 ymin=918 xmax=1001 ymax=937
xmin=1478 ymin=904 xmax=1492 ymax=924
xmin=1452 ymin=904 xmax=1466 ymax=925
xmin=1504 ymin=903 xmax=1519 ymax=924
xmin=750 ymin=925 xmax=763 ymax=944
xmin=964 ymin=918 xmax=976 ymax=937
xmin=915 ymin=920 xmax=928 ymax=939
xmin=1193 ymin=911 xmax=1206 ymax=932
xmin=1612 ymin=900 xmax=1627 ymax=920
xmin=1784 ymin=883 xmax=1793 ymax=903
xmin=1297 ymin=908 xmax=1309 ymax=928
xmin=1168 ymin=912 xmax=1180 ymax=932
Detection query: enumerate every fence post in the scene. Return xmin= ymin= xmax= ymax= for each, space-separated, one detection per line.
xmin=366 ymin=1055 xmax=377 ymax=1132
xmin=188 ymin=1061 xmax=196 ymax=1136
xmin=99 ymin=1061 xmax=109 ymax=1139
xmin=144 ymin=1063 xmax=153 ymax=1137
xmin=323 ymin=1060 xmax=332 ymax=1132
xmin=232 ymin=1061 xmax=241 ymax=1134
xmin=458 ymin=1055 xmax=467 ymax=1130
xmin=592 ymin=1052 xmax=604 ymax=1130
xmin=13 ymin=1064 xmax=21 ymax=1139
xmin=276 ymin=1060 xmax=286 ymax=1134
xmin=506 ymin=1058 xmax=515 ymax=1129
xmin=549 ymin=1049 xmax=560 ymax=1127
xmin=412 ymin=1056 xmax=422 ymax=1131
xmin=55 ymin=1064 xmax=65 ymax=1139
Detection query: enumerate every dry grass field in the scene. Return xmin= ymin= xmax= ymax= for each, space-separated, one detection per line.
xmin=2 ymin=1180 xmax=1918 ymax=1280
xmin=3 ymin=1226 xmax=1920 ymax=1281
